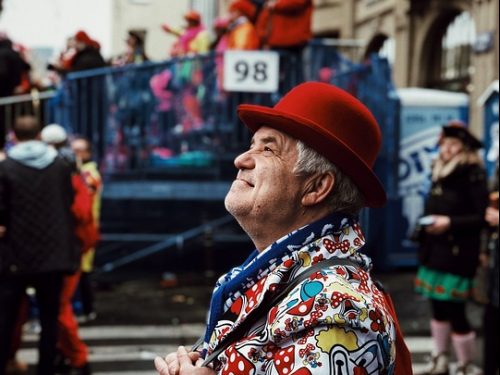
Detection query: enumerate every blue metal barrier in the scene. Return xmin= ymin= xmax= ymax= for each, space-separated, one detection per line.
xmin=49 ymin=43 xmax=356 ymax=178
xmin=48 ymin=41 xmax=406 ymax=269
xmin=55 ymin=54 xmax=280 ymax=177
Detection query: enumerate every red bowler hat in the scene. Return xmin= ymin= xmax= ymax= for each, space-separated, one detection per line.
xmin=237 ymin=82 xmax=387 ymax=208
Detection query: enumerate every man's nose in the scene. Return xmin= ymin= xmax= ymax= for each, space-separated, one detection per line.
xmin=234 ymin=150 xmax=255 ymax=170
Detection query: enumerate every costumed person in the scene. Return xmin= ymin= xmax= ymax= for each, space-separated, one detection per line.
xmin=154 ymin=82 xmax=413 ymax=375
xmin=162 ymin=10 xmax=210 ymax=57
xmin=71 ymin=136 xmax=103 ymax=324
xmin=415 ymin=120 xmax=489 ymax=375
xmin=210 ymin=16 xmax=229 ymax=52
xmin=112 ymin=30 xmax=148 ymax=66
xmin=70 ymin=30 xmax=106 ymax=72
xmin=226 ymin=0 xmax=260 ymax=50
xmin=214 ymin=1 xmax=259 ymax=99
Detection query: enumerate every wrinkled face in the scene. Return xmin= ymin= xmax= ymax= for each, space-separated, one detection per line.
xmin=440 ymin=137 xmax=464 ymax=163
xmin=225 ymin=126 xmax=306 ymax=230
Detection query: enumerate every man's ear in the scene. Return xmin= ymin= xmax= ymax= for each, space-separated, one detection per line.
xmin=301 ymin=172 xmax=335 ymax=206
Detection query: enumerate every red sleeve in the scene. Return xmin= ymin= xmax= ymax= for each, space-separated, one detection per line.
xmin=272 ymin=0 xmax=311 ymax=13
xmin=71 ymin=174 xmax=93 ymax=224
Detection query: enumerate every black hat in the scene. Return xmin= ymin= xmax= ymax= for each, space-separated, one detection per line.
xmin=441 ymin=120 xmax=483 ymax=150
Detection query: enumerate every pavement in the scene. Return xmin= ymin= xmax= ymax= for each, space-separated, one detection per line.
xmin=89 ymin=248 xmax=485 ymax=337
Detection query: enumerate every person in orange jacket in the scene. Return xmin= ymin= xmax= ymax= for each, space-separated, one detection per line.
xmin=227 ymin=0 xmax=260 ymax=50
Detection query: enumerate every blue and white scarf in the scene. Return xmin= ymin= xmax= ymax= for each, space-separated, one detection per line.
xmin=203 ymin=212 xmax=357 ymax=346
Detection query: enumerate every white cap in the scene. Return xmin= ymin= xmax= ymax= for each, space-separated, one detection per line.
xmin=41 ymin=124 xmax=68 ymax=144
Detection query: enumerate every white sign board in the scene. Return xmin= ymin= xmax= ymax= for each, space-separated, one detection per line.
xmin=223 ymin=50 xmax=280 ymax=93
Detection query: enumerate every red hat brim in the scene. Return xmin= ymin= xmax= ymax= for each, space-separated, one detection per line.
xmin=237 ymin=104 xmax=387 ymax=208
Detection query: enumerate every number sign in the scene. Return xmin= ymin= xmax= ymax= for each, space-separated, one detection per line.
xmin=223 ymin=50 xmax=280 ymax=93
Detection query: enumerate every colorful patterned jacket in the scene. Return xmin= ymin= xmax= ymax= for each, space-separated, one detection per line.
xmin=207 ymin=222 xmax=397 ymax=374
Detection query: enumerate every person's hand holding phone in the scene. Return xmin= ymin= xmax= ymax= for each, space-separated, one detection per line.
xmin=423 ymin=215 xmax=451 ymax=235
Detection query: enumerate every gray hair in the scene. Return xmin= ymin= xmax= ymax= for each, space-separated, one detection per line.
xmin=294 ymin=141 xmax=365 ymax=215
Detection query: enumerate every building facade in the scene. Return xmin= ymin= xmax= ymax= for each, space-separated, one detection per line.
xmin=109 ymin=0 xmax=218 ymax=61
xmin=312 ymin=0 xmax=499 ymax=135
xmin=216 ymin=0 xmax=498 ymax=135
xmin=110 ymin=0 xmax=189 ymax=61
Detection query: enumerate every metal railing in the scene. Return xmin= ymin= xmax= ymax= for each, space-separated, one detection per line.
xmin=2 ymin=41 xmax=389 ymax=180
xmin=0 ymin=42 xmax=409 ymax=268
xmin=45 ymin=41 xmax=368 ymax=178
xmin=97 ymin=214 xmax=234 ymax=273
xmin=0 ymin=90 xmax=56 ymax=148
xmin=58 ymin=54 xmax=275 ymax=177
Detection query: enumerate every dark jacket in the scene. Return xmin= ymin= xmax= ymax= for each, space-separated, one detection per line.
xmin=419 ymin=162 xmax=489 ymax=278
xmin=0 ymin=39 xmax=31 ymax=97
xmin=0 ymin=141 xmax=79 ymax=276
xmin=70 ymin=47 xmax=107 ymax=72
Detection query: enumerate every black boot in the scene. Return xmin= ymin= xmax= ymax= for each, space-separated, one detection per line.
xmin=54 ymin=352 xmax=71 ymax=375
xmin=67 ymin=363 xmax=91 ymax=375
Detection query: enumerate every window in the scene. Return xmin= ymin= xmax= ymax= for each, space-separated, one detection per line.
xmin=434 ymin=11 xmax=476 ymax=92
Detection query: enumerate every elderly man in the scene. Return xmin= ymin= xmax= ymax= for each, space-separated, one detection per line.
xmin=155 ymin=82 xmax=411 ymax=375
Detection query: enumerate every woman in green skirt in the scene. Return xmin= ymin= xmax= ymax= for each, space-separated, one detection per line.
xmin=415 ymin=121 xmax=489 ymax=375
